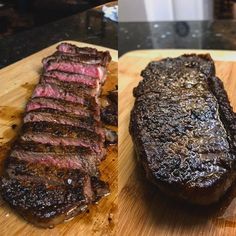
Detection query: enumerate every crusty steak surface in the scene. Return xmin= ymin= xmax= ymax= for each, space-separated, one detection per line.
xmin=129 ymin=54 xmax=236 ymax=205
xmin=1 ymin=157 xmax=108 ymax=228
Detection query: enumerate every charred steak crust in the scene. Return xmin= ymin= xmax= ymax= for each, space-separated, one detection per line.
xmin=56 ymin=42 xmax=112 ymax=65
xmin=0 ymin=43 xmax=112 ymax=228
xmin=1 ymin=176 xmax=88 ymax=228
xmin=129 ymin=54 xmax=236 ymax=205
xmin=43 ymin=51 xmax=111 ymax=67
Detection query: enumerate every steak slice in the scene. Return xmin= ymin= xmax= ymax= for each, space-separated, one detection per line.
xmin=26 ymin=97 xmax=99 ymax=118
xmin=1 ymin=176 xmax=87 ymax=228
xmin=10 ymin=150 xmax=98 ymax=174
xmin=42 ymin=49 xmax=111 ymax=83
xmin=13 ymin=141 xmax=102 ymax=168
xmin=56 ymin=42 xmax=111 ymax=65
xmin=130 ymin=54 xmax=236 ymax=205
xmin=1 ymin=157 xmax=109 ymax=228
xmin=40 ymin=76 xmax=100 ymax=97
xmin=44 ymin=51 xmax=111 ymax=67
xmin=32 ymin=83 xmax=94 ymax=106
xmin=23 ymin=109 xmax=104 ymax=137
xmin=43 ymin=70 xmax=99 ymax=87
xmin=43 ymin=44 xmax=111 ymax=83
xmin=57 ymin=43 xmax=97 ymax=54
xmin=21 ymin=122 xmax=104 ymax=154
xmin=43 ymin=59 xmax=106 ymax=82
xmin=13 ymin=140 xmax=98 ymax=156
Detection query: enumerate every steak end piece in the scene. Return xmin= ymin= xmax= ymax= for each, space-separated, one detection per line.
xmin=0 ymin=158 xmax=109 ymax=228
xmin=129 ymin=54 xmax=236 ymax=205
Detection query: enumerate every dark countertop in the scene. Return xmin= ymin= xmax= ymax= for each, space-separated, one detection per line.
xmin=119 ymin=20 xmax=236 ymax=56
xmin=0 ymin=5 xmax=117 ymax=69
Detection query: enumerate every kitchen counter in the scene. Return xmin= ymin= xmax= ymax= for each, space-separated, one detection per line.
xmin=0 ymin=2 xmax=117 ymax=69
xmin=119 ymin=20 xmax=236 ymax=56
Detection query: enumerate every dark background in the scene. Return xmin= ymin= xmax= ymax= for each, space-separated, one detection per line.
xmin=0 ymin=0 xmax=117 ymax=68
xmin=0 ymin=0 xmax=113 ymax=38
xmin=119 ymin=20 xmax=236 ymax=56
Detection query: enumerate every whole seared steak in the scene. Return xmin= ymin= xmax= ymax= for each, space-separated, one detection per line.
xmin=129 ymin=54 xmax=236 ymax=205
xmin=0 ymin=43 xmax=112 ymax=227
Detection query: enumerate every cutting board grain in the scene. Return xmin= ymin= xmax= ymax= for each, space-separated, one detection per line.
xmin=0 ymin=41 xmax=118 ymax=236
xmin=118 ymin=49 xmax=236 ymax=236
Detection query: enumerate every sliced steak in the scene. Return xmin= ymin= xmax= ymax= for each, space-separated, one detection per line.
xmin=24 ymin=109 xmax=104 ymax=137
xmin=1 ymin=157 xmax=108 ymax=228
xmin=40 ymin=76 xmax=100 ymax=97
xmin=26 ymin=97 xmax=99 ymax=118
xmin=43 ymin=59 xmax=106 ymax=82
xmin=43 ymin=70 xmax=99 ymax=87
xmin=21 ymin=122 xmax=104 ymax=154
xmin=57 ymin=43 xmax=101 ymax=55
xmin=56 ymin=42 xmax=111 ymax=65
xmin=10 ymin=136 xmax=100 ymax=175
xmin=130 ymin=54 xmax=236 ymax=205
xmin=10 ymin=150 xmax=97 ymax=174
xmin=1 ymin=176 xmax=87 ymax=228
xmin=13 ymin=141 xmax=98 ymax=157
xmin=43 ymin=51 xmax=110 ymax=67
xmin=0 ymin=43 xmax=112 ymax=228
xmin=43 ymin=48 xmax=111 ymax=83
xmin=57 ymin=43 xmax=96 ymax=54
xmin=32 ymin=83 xmax=94 ymax=106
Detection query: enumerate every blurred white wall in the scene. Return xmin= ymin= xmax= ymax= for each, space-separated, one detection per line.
xmin=119 ymin=0 xmax=147 ymax=22
xmin=119 ymin=0 xmax=213 ymax=22
xmin=171 ymin=0 xmax=213 ymax=21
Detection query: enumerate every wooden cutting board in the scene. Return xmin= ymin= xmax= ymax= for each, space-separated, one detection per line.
xmin=118 ymin=49 xmax=236 ymax=236
xmin=0 ymin=41 xmax=118 ymax=236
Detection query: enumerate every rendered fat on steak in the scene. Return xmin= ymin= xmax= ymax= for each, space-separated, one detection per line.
xmin=129 ymin=54 xmax=236 ymax=205
xmin=0 ymin=43 xmax=112 ymax=227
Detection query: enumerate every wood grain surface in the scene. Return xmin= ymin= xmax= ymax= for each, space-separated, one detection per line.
xmin=118 ymin=49 xmax=236 ymax=236
xmin=0 ymin=41 xmax=118 ymax=236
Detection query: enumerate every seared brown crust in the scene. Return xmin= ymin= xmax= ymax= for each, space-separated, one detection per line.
xmin=4 ymin=157 xmax=89 ymax=186
xmin=130 ymin=54 xmax=236 ymax=205
xmin=43 ymin=51 xmax=111 ymax=67
xmin=20 ymin=122 xmax=104 ymax=154
xmin=21 ymin=122 xmax=101 ymax=141
xmin=1 ymin=158 xmax=108 ymax=228
xmin=1 ymin=177 xmax=87 ymax=228
xmin=13 ymin=140 xmax=96 ymax=155
xmin=1 ymin=156 xmax=89 ymax=227
xmin=56 ymin=42 xmax=112 ymax=66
